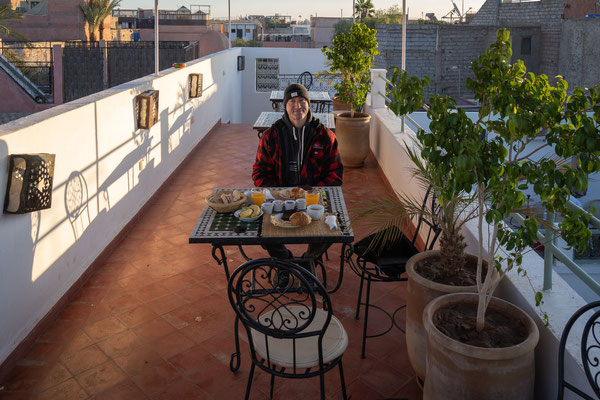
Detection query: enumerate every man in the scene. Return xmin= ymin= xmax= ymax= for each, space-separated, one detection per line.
xmin=252 ymin=83 xmax=343 ymax=260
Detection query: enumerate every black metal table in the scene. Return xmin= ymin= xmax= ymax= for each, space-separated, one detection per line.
xmin=189 ymin=186 xmax=354 ymax=372
xmin=252 ymin=111 xmax=336 ymax=138
xmin=189 ymin=186 xmax=353 ymax=287
xmin=269 ymin=90 xmax=332 ymax=112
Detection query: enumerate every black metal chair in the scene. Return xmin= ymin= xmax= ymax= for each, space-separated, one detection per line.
xmin=348 ymin=187 xmax=442 ymax=358
xmin=558 ymin=300 xmax=600 ymax=399
xmin=297 ymin=71 xmax=313 ymax=90
xmin=228 ymin=258 xmax=348 ymax=400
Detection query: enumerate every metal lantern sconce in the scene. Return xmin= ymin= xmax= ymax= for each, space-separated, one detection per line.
xmin=135 ymin=90 xmax=159 ymax=129
xmin=4 ymin=153 xmax=55 ymax=214
xmin=237 ymin=56 xmax=245 ymax=71
xmin=188 ymin=73 xmax=203 ymax=98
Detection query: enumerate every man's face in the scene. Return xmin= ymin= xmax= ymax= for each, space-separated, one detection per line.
xmin=285 ymin=96 xmax=309 ymax=127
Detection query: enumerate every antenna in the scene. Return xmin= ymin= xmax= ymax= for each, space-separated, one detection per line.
xmin=451 ymin=1 xmax=462 ymax=17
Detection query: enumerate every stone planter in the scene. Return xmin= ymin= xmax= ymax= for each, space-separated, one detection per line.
xmin=406 ymin=250 xmax=479 ymax=380
xmin=332 ymin=95 xmax=351 ymax=111
xmin=423 ymin=293 xmax=539 ymax=400
xmin=334 ymin=112 xmax=371 ymax=168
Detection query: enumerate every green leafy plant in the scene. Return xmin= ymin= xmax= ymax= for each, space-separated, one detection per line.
xmin=320 ymin=23 xmax=379 ymax=117
xmin=355 ymin=67 xmax=478 ymax=281
xmin=417 ymin=29 xmax=600 ymax=330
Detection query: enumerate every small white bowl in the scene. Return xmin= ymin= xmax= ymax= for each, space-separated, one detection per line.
xmin=307 ymin=204 xmax=324 ymax=220
xmin=234 ymin=208 xmax=263 ymax=222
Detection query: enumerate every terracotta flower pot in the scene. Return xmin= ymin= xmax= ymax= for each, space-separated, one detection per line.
xmin=332 ymin=95 xmax=351 ymax=111
xmin=406 ymin=250 xmax=479 ymax=381
xmin=423 ymin=293 xmax=539 ymax=400
xmin=334 ymin=112 xmax=371 ymax=168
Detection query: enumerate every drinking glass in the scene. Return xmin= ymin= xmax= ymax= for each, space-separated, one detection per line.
xmin=305 ymin=190 xmax=320 ymax=206
xmin=251 ymin=190 xmax=265 ymax=205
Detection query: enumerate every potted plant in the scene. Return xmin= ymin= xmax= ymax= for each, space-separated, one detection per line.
xmin=355 ymin=68 xmax=483 ymax=380
xmin=417 ymin=29 xmax=600 ymax=399
xmin=320 ymin=22 xmax=379 ymax=167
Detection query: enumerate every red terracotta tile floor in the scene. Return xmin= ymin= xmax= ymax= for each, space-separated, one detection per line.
xmin=0 ymin=123 xmax=422 ymax=400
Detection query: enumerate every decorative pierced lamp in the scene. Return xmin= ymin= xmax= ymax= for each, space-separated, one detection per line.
xmin=189 ymin=73 xmax=203 ymax=98
xmin=4 ymin=153 xmax=55 ymax=214
xmin=136 ymin=90 xmax=159 ymax=129
xmin=237 ymin=55 xmax=245 ymax=71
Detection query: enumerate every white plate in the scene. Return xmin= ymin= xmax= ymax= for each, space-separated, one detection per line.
xmin=277 ymin=188 xmax=307 ymax=200
xmin=271 ymin=213 xmax=312 ymax=228
xmin=234 ymin=208 xmax=263 ymax=222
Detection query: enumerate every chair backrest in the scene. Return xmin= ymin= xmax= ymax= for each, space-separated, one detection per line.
xmin=297 ymin=71 xmax=313 ymax=90
xmin=414 ymin=185 xmax=443 ymax=251
xmin=558 ymin=301 xmax=600 ymax=399
xmin=228 ymin=258 xmax=333 ymax=360
xmin=355 ymin=185 xmax=442 ymax=260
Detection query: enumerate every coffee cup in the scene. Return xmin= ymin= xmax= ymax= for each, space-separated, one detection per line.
xmin=307 ymin=204 xmax=324 ymax=220
xmin=273 ymin=200 xmax=283 ymax=212
xmin=262 ymin=202 xmax=274 ymax=214
xmin=296 ymin=198 xmax=307 ymax=210
xmin=284 ymin=200 xmax=296 ymax=211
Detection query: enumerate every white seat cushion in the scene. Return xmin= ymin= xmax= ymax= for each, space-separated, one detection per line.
xmin=251 ymin=305 xmax=348 ymax=369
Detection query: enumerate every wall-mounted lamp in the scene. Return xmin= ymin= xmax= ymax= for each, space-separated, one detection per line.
xmin=188 ymin=73 xmax=203 ymax=98
xmin=136 ymin=90 xmax=159 ymax=129
xmin=4 ymin=153 xmax=55 ymax=214
xmin=237 ymin=55 xmax=245 ymax=71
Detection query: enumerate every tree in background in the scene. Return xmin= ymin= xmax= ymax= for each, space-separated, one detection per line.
xmin=79 ymin=0 xmax=121 ymax=41
xmin=0 ymin=5 xmax=29 ymax=41
xmin=364 ymin=5 xmax=403 ymax=28
xmin=355 ymin=0 xmax=375 ymax=22
xmin=332 ymin=19 xmax=353 ymax=37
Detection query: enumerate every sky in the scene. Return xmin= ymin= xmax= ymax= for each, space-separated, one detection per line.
xmin=117 ymin=0 xmax=488 ymax=21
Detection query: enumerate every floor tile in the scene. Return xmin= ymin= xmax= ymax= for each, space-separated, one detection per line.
xmin=1 ymin=124 xmax=420 ymax=400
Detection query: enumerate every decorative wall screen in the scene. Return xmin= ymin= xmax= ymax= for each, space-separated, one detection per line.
xmin=256 ymin=58 xmax=279 ymax=92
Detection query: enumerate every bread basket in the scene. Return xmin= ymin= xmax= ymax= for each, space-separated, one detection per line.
xmin=205 ymin=190 xmax=247 ymax=213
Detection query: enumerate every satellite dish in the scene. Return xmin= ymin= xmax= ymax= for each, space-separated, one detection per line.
xmin=451 ymin=1 xmax=462 ymax=17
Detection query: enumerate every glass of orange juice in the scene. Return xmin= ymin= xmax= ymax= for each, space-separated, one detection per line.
xmin=305 ymin=190 xmax=320 ymax=206
xmin=251 ymin=190 xmax=265 ymax=205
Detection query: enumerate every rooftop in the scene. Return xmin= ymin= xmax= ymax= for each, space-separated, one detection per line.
xmin=0 ymin=123 xmax=422 ymax=399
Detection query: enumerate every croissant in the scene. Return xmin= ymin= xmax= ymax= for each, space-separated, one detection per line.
xmin=290 ymin=187 xmax=306 ymax=199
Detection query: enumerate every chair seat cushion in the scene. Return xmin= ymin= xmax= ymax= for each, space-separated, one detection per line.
xmin=251 ymin=306 xmax=348 ymax=369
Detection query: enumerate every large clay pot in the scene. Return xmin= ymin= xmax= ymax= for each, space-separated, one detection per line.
xmin=334 ymin=112 xmax=371 ymax=168
xmin=406 ymin=250 xmax=479 ymax=380
xmin=423 ymin=293 xmax=539 ymax=400
xmin=332 ymin=95 xmax=351 ymax=111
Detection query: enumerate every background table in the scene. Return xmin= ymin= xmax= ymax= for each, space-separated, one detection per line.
xmin=270 ymin=90 xmax=332 ymax=112
xmin=253 ymin=112 xmax=335 ymax=138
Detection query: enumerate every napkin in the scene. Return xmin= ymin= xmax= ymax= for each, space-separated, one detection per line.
xmin=325 ymin=215 xmax=338 ymax=231
xmin=263 ymin=189 xmax=275 ymax=201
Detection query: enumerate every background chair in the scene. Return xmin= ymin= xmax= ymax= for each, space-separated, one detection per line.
xmin=297 ymin=71 xmax=313 ymax=90
xmin=558 ymin=300 xmax=600 ymax=399
xmin=349 ymin=187 xmax=442 ymax=358
xmin=228 ymin=258 xmax=348 ymax=400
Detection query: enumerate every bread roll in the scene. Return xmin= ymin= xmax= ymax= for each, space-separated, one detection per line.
xmin=290 ymin=211 xmax=310 ymax=226
xmin=290 ymin=187 xmax=306 ymax=199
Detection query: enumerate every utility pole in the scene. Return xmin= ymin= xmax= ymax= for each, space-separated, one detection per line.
xmin=154 ymin=0 xmax=159 ymax=75
xmin=228 ymin=0 xmax=231 ymax=48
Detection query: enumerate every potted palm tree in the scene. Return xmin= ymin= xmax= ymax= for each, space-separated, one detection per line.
xmin=355 ymin=68 xmax=483 ymax=380
xmin=417 ymin=29 xmax=600 ymax=399
xmin=320 ymin=22 xmax=378 ymax=167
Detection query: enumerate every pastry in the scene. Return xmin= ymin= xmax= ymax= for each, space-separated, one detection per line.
xmin=290 ymin=211 xmax=310 ymax=226
xmin=290 ymin=187 xmax=306 ymax=199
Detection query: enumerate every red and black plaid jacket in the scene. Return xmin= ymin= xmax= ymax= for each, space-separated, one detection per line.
xmin=252 ymin=117 xmax=343 ymax=187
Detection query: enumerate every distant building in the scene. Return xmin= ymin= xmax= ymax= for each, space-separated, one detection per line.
xmin=310 ymin=17 xmax=346 ymax=48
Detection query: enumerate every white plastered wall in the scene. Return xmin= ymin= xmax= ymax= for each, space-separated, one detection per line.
xmin=238 ymin=47 xmax=328 ymax=124
xmin=0 ymin=47 xmax=243 ymax=365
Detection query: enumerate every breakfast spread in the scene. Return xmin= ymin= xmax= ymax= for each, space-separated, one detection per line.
xmin=238 ymin=204 xmax=261 ymax=218
xmin=216 ymin=189 xmax=243 ymax=204
xmin=289 ymin=211 xmax=311 ymax=226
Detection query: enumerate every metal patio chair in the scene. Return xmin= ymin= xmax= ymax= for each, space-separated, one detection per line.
xmin=228 ymin=258 xmax=348 ymax=400
xmin=558 ymin=300 xmax=600 ymax=399
xmin=347 ymin=187 xmax=442 ymax=358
